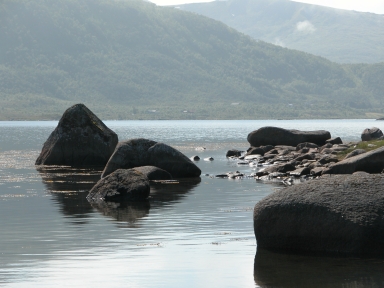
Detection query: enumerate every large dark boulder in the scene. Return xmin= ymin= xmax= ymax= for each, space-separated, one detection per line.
xmin=87 ymin=169 xmax=150 ymax=202
xmin=35 ymin=104 xmax=118 ymax=166
xmin=361 ymin=127 xmax=383 ymax=141
xmin=101 ymin=138 xmax=201 ymax=178
xmin=253 ymin=173 xmax=384 ymax=257
xmin=247 ymin=127 xmax=331 ymax=147
xmin=323 ymin=146 xmax=384 ymax=174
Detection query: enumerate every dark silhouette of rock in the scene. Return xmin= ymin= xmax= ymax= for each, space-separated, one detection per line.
xmin=254 ymin=173 xmax=384 ymax=257
xmin=101 ymin=138 xmax=201 ymax=178
xmin=190 ymin=155 xmax=200 ymax=161
xmin=132 ymin=166 xmax=172 ymax=181
xmin=226 ymin=149 xmax=243 ymax=157
xmin=87 ymin=169 xmax=150 ymax=202
xmin=361 ymin=127 xmax=383 ymax=141
xmin=344 ymin=149 xmax=366 ymax=159
xmin=246 ymin=147 xmax=265 ymax=156
xmin=326 ymin=137 xmax=343 ymax=145
xmin=323 ymin=146 xmax=384 ymax=174
xmin=261 ymin=163 xmax=296 ymax=174
xmin=35 ymin=104 xmax=118 ymax=166
xmin=248 ymin=127 xmax=331 ymax=147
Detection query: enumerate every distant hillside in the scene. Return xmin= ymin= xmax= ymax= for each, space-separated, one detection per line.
xmin=0 ymin=0 xmax=383 ymax=120
xmin=179 ymin=0 xmax=384 ymax=64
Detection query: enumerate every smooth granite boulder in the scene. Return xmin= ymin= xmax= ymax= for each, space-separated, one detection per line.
xmin=87 ymin=169 xmax=150 ymax=202
xmin=247 ymin=127 xmax=331 ymax=147
xmin=101 ymin=138 xmax=201 ymax=178
xmin=253 ymin=173 xmax=384 ymax=257
xmin=132 ymin=166 xmax=172 ymax=181
xmin=323 ymin=146 xmax=384 ymax=174
xmin=361 ymin=127 xmax=383 ymax=141
xmin=35 ymin=104 xmax=118 ymax=166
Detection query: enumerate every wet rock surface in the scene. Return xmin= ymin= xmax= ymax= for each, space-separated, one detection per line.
xmin=87 ymin=169 xmax=150 ymax=202
xmin=36 ymin=104 xmax=118 ymax=167
xmin=253 ymin=173 xmax=384 ymax=257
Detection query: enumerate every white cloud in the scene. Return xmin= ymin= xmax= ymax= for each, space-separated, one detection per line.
xmin=274 ymin=38 xmax=286 ymax=47
xmin=296 ymin=20 xmax=316 ymax=33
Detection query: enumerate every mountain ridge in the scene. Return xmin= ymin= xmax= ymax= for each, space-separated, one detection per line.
xmin=0 ymin=0 xmax=383 ymax=120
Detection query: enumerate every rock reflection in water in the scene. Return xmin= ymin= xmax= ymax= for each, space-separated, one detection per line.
xmin=90 ymin=200 xmax=150 ymax=228
xmin=89 ymin=178 xmax=201 ymax=227
xmin=254 ymin=248 xmax=384 ymax=288
xmin=37 ymin=166 xmax=102 ymax=223
xmin=149 ymin=178 xmax=201 ymax=208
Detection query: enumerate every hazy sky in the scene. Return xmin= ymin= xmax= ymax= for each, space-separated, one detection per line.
xmin=149 ymin=0 xmax=384 ymax=14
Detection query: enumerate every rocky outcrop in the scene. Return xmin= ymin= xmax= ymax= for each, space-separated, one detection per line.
xmin=35 ymin=104 xmax=118 ymax=166
xmin=361 ymin=127 xmax=383 ymax=141
xmin=101 ymin=138 xmax=201 ymax=178
xmin=253 ymin=173 xmax=384 ymax=257
xmin=87 ymin=169 xmax=150 ymax=202
xmin=323 ymin=146 xmax=384 ymax=174
xmin=326 ymin=137 xmax=343 ymax=145
xmin=247 ymin=126 xmax=331 ymax=147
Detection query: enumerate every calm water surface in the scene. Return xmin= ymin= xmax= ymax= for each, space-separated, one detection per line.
xmin=0 ymin=120 xmax=384 ymax=287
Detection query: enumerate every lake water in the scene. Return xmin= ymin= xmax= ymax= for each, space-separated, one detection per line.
xmin=1 ymin=119 xmax=384 ymax=287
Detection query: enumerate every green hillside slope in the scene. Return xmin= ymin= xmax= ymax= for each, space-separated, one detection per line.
xmin=0 ymin=0 xmax=383 ymax=120
xmin=180 ymin=0 xmax=384 ymax=64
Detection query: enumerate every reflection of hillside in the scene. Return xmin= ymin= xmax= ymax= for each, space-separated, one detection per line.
xmin=254 ymin=248 xmax=384 ymax=288
xmin=149 ymin=178 xmax=201 ymax=209
xmin=36 ymin=166 xmax=102 ymax=222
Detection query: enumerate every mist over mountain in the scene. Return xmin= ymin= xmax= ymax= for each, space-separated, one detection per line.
xmin=0 ymin=0 xmax=383 ymax=120
xmin=179 ymin=0 xmax=384 ymax=64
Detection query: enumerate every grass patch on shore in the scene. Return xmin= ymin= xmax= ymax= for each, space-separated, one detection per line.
xmin=337 ymin=139 xmax=384 ymax=160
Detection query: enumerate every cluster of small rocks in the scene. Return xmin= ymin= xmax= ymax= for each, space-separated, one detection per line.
xmin=223 ymin=137 xmax=354 ymax=185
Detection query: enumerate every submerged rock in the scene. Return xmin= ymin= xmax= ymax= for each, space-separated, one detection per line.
xmin=247 ymin=127 xmax=331 ymax=147
xmin=35 ymin=104 xmax=118 ymax=166
xmin=253 ymin=173 xmax=384 ymax=257
xmin=101 ymin=138 xmax=201 ymax=178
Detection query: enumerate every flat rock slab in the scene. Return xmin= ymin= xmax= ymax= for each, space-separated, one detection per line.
xmin=253 ymin=173 xmax=384 ymax=257
xmin=101 ymin=138 xmax=201 ymax=178
xmin=87 ymin=169 xmax=150 ymax=202
xmin=247 ymin=126 xmax=331 ymax=147
xmin=36 ymin=104 xmax=118 ymax=166
xmin=323 ymin=146 xmax=384 ymax=174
